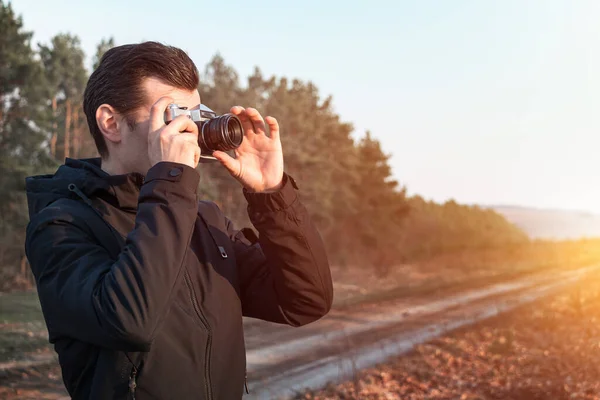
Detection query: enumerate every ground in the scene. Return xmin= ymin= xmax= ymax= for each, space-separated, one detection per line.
xmin=0 ymin=291 xmax=52 ymax=365
xmin=0 ymin=364 xmax=66 ymax=400
xmin=0 ymin=292 xmax=63 ymax=399
xmin=298 ymin=269 xmax=600 ymax=400
xmin=0 ymin=244 xmax=562 ymax=365
xmin=1 ymin=241 xmax=600 ymax=399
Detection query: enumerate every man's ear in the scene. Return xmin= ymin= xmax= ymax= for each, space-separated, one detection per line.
xmin=96 ymin=104 xmax=122 ymax=144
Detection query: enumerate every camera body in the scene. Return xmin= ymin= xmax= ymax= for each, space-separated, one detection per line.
xmin=164 ymin=103 xmax=243 ymax=159
xmin=164 ymin=103 xmax=215 ymax=122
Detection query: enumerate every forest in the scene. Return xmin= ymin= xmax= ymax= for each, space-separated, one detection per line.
xmin=0 ymin=1 xmax=528 ymax=290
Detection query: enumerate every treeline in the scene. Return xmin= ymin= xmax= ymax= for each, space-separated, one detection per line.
xmin=0 ymin=2 xmax=527 ymax=289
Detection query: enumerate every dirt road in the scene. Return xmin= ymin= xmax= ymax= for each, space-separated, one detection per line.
xmin=243 ymin=265 xmax=597 ymax=399
xmin=0 ymin=265 xmax=595 ymax=399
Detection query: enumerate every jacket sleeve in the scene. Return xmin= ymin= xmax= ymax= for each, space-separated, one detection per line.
xmin=25 ymin=162 xmax=200 ymax=352
xmin=226 ymin=173 xmax=333 ymax=327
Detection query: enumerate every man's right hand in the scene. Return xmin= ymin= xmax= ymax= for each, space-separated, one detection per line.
xmin=148 ymin=96 xmax=200 ymax=169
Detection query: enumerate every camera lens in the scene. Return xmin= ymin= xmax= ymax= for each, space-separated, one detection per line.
xmin=201 ymin=114 xmax=244 ymax=152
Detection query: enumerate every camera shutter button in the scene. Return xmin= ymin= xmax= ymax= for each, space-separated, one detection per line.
xmin=169 ymin=168 xmax=182 ymax=177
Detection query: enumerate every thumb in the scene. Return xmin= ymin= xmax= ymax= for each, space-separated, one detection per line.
xmin=213 ymin=151 xmax=241 ymax=177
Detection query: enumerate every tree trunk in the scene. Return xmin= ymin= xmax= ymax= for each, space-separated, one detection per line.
xmin=50 ymin=96 xmax=57 ymax=158
xmin=73 ymin=107 xmax=81 ymax=158
xmin=20 ymin=254 xmax=28 ymax=276
xmin=20 ymin=255 xmax=34 ymax=288
xmin=64 ymin=99 xmax=72 ymax=159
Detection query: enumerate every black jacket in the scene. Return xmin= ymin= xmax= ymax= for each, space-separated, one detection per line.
xmin=24 ymin=158 xmax=333 ymax=400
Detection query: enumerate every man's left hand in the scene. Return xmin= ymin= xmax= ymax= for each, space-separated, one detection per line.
xmin=212 ymin=106 xmax=284 ymax=193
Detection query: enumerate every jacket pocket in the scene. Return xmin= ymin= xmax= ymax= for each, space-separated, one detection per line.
xmin=183 ymin=271 xmax=214 ymax=400
xmin=133 ymin=297 xmax=212 ymax=399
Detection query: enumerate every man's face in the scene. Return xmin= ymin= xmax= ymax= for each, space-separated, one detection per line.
xmin=117 ymin=77 xmax=201 ymax=174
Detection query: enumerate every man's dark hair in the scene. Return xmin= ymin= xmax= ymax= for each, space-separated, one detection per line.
xmin=83 ymin=41 xmax=200 ymax=158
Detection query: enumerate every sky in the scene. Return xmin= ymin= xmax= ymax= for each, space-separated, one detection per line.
xmin=10 ymin=0 xmax=600 ymax=214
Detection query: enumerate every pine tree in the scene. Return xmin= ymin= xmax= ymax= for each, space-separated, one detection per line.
xmin=39 ymin=33 xmax=88 ymax=161
xmin=0 ymin=1 xmax=54 ymax=287
xmin=92 ymin=37 xmax=115 ymax=70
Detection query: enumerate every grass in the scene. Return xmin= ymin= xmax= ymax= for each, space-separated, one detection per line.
xmin=333 ymin=239 xmax=600 ymax=308
xmin=0 ymin=291 xmax=50 ymax=363
xmin=0 ymin=291 xmax=43 ymax=324
xmin=0 ymin=331 xmax=49 ymax=362
xmin=335 ymin=268 xmax=530 ymax=309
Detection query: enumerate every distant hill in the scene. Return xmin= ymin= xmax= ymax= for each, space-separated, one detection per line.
xmin=489 ymin=205 xmax=600 ymax=240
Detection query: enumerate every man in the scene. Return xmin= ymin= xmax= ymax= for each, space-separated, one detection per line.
xmin=24 ymin=41 xmax=333 ymax=400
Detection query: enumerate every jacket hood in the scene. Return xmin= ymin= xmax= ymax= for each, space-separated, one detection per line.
xmin=25 ymin=158 xmax=145 ymax=219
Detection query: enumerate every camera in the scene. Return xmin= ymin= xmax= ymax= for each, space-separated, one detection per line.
xmin=164 ymin=103 xmax=244 ymax=159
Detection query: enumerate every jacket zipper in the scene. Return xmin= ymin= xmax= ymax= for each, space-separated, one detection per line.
xmin=184 ymin=272 xmax=213 ymax=400
xmin=69 ymin=183 xmax=141 ymax=399
xmin=128 ymin=365 xmax=138 ymax=400
xmin=197 ymin=212 xmax=248 ymax=394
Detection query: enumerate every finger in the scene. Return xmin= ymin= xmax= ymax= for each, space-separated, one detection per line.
xmin=245 ymin=108 xmax=266 ymax=134
xmin=212 ymin=150 xmax=241 ymax=177
xmin=167 ymin=115 xmax=199 ymax=136
xmin=230 ymin=106 xmax=244 ymax=115
xmin=265 ymin=116 xmax=279 ymax=140
xmin=230 ymin=106 xmax=255 ymax=135
xmin=149 ymin=96 xmax=175 ymax=132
